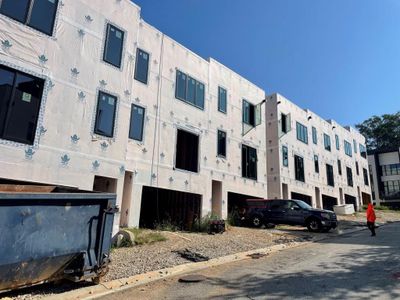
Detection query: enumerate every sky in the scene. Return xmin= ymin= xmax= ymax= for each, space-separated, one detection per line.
xmin=132 ymin=0 xmax=400 ymax=127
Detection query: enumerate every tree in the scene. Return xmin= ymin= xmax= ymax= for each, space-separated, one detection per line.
xmin=355 ymin=112 xmax=400 ymax=152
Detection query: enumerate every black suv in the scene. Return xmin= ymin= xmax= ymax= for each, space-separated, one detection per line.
xmin=240 ymin=199 xmax=338 ymax=232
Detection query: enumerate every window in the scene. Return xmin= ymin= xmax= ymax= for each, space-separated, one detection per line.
xmin=314 ymin=155 xmax=319 ymax=173
xmin=353 ymin=139 xmax=357 ymax=153
xmin=129 ymin=104 xmax=145 ymax=141
xmin=312 ymin=126 xmax=317 ymax=144
xmin=134 ymin=48 xmax=149 ymax=84
xmin=243 ymin=100 xmax=255 ymax=127
xmin=360 ymin=144 xmax=367 ymax=159
xmin=175 ymin=70 xmax=205 ymax=109
xmin=344 ymin=140 xmax=352 ymax=157
xmin=335 ymin=134 xmax=340 ymax=150
xmin=323 ymin=134 xmax=331 ymax=151
xmin=242 ymin=144 xmax=257 ymax=180
xmin=383 ymin=180 xmax=400 ymax=195
xmin=218 ymin=86 xmax=227 ymax=113
xmin=363 ymin=168 xmax=369 ymax=186
xmin=382 ymin=164 xmax=400 ymax=176
xmin=294 ymin=155 xmax=305 ymax=182
xmin=175 ymin=129 xmax=199 ymax=173
xmin=282 ymin=145 xmax=288 ymax=167
xmin=296 ymin=122 xmax=308 ymax=144
xmin=217 ymin=130 xmax=226 ymax=157
xmin=338 ymin=159 xmax=342 ymax=175
xmin=0 ymin=0 xmax=58 ymax=35
xmin=355 ymin=161 xmax=359 ymax=176
xmin=0 ymin=65 xmax=45 ymax=145
xmin=103 ymin=24 xmax=124 ymax=68
xmin=346 ymin=167 xmax=353 ymax=187
xmin=281 ymin=113 xmax=291 ymax=134
xmin=94 ymin=91 xmax=117 ymax=138
xmin=326 ymin=164 xmax=334 ymax=187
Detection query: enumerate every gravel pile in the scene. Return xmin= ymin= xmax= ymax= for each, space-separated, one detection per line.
xmin=104 ymin=227 xmax=298 ymax=281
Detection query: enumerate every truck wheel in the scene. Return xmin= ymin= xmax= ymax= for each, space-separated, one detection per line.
xmin=306 ymin=218 xmax=321 ymax=232
xmin=251 ymin=216 xmax=263 ymax=228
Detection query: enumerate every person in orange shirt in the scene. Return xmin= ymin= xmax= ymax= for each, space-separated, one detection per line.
xmin=366 ymin=203 xmax=376 ymax=236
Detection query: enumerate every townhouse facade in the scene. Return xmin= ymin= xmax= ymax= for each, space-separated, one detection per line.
xmin=0 ymin=0 xmax=268 ymax=234
xmin=265 ymin=94 xmax=372 ymax=211
xmin=368 ymin=148 xmax=400 ymax=207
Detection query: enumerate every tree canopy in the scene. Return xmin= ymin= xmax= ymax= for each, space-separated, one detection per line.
xmin=355 ymin=112 xmax=400 ymax=152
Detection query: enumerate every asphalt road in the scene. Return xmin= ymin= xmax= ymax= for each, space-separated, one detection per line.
xmin=99 ymin=223 xmax=400 ymax=300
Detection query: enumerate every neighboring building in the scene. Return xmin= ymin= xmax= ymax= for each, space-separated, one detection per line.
xmin=0 ymin=0 xmax=268 ymax=233
xmin=368 ymin=148 xmax=400 ymax=207
xmin=265 ymin=94 xmax=372 ymax=211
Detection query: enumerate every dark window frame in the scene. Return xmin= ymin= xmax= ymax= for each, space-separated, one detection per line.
xmin=296 ymin=122 xmax=308 ymax=144
xmin=174 ymin=128 xmax=200 ymax=173
xmin=323 ymin=133 xmax=331 ymax=151
xmin=294 ymin=155 xmax=305 ymax=182
xmin=217 ymin=129 xmax=227 ymax=158
xmin=175 ymin=70 xmax=205 ymax=110
xmin=335 ymin=134 xmax=340 ymax=150
xmin=242 ymin=99 xmax=256 ymax=127
xmin=128 ymin=104 xmax=145 ymax=141
xmin=314 ymin=155 xmax=319 ymax=173
xmin=344 ymin=140 xmax=352 ymax=157
xmin=134 ymin=48 xmax=150 ymax=84
xmin=102 ymin=23 xmax=125 ymax=69
xmin=0 ymin=0 xmax=59 ymax=36
xmin=0 ymin=64 xmax=45 ymax=145
xmin=242 ymin=144 xmax=257 ymax=180
xmin=326 ymin=164 xmax=334 ymax=187
xmin=338 ymin=159 xmax=342 ymax=176
xmin=94 ymin=91 xmax=118 ymax=138
xmin=282 ymin=145 xmax=289 ymax=167
xmin=312 ymin=126 xmax=317 ymax=144
xmin=363 ymin=168 xmax=369 ymax=186
xmin=218 ymin=86 xmax=227 ymax=114
xmin=346 ymin=166 xmax=354 ymax=187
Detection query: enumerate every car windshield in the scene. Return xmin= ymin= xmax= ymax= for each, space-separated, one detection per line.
xmin=293 ymin=200 xmax=312 ymax=209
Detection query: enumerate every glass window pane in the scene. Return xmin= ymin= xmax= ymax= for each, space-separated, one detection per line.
xmin=0 ymin=67 xmax=16 ymax=135
xmin=129 ymin=104 xmax=145 ymax=141
xmin=217 ymin=130 xmax=226 ymax=157
xmin=218 ymin=87 xmax=227 ymax=113
xmin=243 ymin=101 xmax=250 ymax=124
xmin=0 ymin=0 xmax=30 ymax=23
xmin=3 ymin=72 xmax=44 ymax=144
xmin=175 ymin=71 xmax=186 ymax=100
xmin=28 ymin=0 xmax=58 ymax=35
xmin=195 ymin=81 xmax=204 ymax=108
xmin=187 ymin=77 xmax=196 ymax=104
xmin=103 ymin=24 xmax=124 ymax=68
xmin=94 ymin=92 xmax=117 ymax=137
xmin=134 ymin=48 xmax=149 ymax=84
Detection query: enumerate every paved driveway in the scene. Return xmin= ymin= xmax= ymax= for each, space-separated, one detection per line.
xmin=100 ymin=222 xmax=400 ymax=300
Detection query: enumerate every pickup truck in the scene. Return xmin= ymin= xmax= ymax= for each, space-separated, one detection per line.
xmin=239 ymin=199 xmax=338 ymax=232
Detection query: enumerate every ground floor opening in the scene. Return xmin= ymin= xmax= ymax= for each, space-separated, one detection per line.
xmin=227 ymin=191 xmax=262 ymax=213
xmin=322 ymin=194 xmax=338 ymax=211
xmin=139 ymin=186 xmax=202 ymax=231
xmin=291 ymin=192 xmax=312 ymax=206
xmin=361 ymin=192 xmax=372 ymax=205
xmin=344 ymin=194 xmax=357 ymax=209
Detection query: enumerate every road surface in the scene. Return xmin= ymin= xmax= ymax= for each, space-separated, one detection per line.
xmin=99 ymin=222 xmax=400 ymax=300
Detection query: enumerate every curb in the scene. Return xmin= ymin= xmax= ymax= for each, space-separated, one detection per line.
xmin=46 ymin=221 xmax=395 ymax=300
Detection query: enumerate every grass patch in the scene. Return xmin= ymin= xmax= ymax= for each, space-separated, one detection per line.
xmin=126 ymin=228 xmax=167 ymax=245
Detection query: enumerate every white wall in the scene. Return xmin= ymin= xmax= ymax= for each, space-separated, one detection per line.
xmin=266 ymin=93 xmax=371 ymax=209
xmin=0 ymin=0 xmax=268 ymax=233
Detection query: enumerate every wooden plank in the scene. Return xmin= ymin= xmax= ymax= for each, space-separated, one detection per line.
xmin=0 ymin=184 xmax=56 ymax=193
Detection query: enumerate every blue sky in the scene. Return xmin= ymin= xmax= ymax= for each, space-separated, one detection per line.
xmin=132 ymin=0 xmax=400 ymax=126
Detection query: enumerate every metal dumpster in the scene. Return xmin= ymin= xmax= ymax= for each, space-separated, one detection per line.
xmin=0 ymin=191 xmax=117 ymax=292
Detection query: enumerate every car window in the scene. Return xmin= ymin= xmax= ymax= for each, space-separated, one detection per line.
xmin=270 ymin=201 xmax=285 ymax=211
xmin=287 ymin=201 xmax=301 ymax=210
